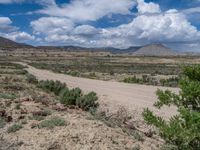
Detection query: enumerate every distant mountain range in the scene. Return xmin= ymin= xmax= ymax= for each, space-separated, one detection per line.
xmin=0 ymin=36 xmax=33 ymax=49
xmin=0 ymin=36 xmax=186 ymax=56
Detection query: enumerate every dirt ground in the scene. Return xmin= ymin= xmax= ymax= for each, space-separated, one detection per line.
xmin=0 ymin=91 xmax=163 ymax=150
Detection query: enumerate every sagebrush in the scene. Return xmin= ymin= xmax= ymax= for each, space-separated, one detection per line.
xmin=143 ymin=65 xmax=200 ymax=150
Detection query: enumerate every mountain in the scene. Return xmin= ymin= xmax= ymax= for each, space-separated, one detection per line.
xmin=0 ymin=36 xmax=178 ymax=56
xmin=133 ymin=44 xmax=177 ymax=56
xmin=37 ymin=45 xmax=141 ymax=54
xmin=0 ymin=36 xmax=33 ymax=50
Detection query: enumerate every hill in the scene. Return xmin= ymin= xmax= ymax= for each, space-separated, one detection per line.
xmin=37 ymin=45 xmax=141 ymax=54
xmin=0 ymin=36 xmax=178 ymax=56
xmin=0 ymin=36 xmax=33 ymax=50
xmin=133 ymin=44 xmax=177 ymax=56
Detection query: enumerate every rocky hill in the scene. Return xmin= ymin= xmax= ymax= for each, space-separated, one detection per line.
xmin=133 ymin=44 xmax=177 ymax=56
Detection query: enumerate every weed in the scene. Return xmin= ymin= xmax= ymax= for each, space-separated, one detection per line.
xmin=131 ymin=131 xmax=144 ymax=141
xmin=29 ymin=115 xmax=45 ymax=121
xmin=26 ymin=73 xmax=38 ymax=84
xmin=132 ymin=145 xmax=140 ymax=150
xmin=0 ymin=118 xmax=6 ymax=128
xmin=15 ymin=104 xmax=21 ymax=110
xmin=76 ymin=91 xmax=98 ymax=111
xmin=7 ymin=124 xmax=23 ymax=133
xmin=39 ymin=117 xmax=66 ymax=129
xmin=0 ymin=93 xmax=17 ymax=100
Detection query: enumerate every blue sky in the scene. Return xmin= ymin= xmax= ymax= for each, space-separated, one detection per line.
xmin=0 ymin=0 xmax=200 ymax=51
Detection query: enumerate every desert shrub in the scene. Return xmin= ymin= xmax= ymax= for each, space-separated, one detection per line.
xmin=131 ymin=131 xmax=144 ymax=142
xmin=0 ymin=118 xmax=6 ymax=128
xmin=123 ymin=76 xmax=141 ymax=84
xmin=143 ymin=65 xmax=200 ymax=150
xmin=59 ymin=88 xmax=82 ymax=105
xmin=67 ymin=70 xmax=80 ymax=77
xmin=3 ymin=83 xmax=25 ymax=91
xmin=15 ymin=104 xmax=21 ymax=110
xmin=132 ymin=145 xmax=140 ymax=150
xmin=38 ymin=80 xmax=66 ymax=96
xmin=53 ymin=80 xmax=66 ymax=95
xmin=76 ymin=92 xmax=98 ymax=111
xmin=37 ymin=80 xmax=98 ymax=111
xmin=0 ymin=93 xmax=17 ymax=100
xmin=7 ymin=124 xmax=23 ymax=133
xmin=39 ymin=117 xmax=66 ymax=129
xmin=160 ymin=77 xmax=179 ymax=87
xmin=124 ymin=75 xmax=179 ymax=87
xmin=26 ymin=73 xmax=38 ymax=84
xmin=29 ymin=115 xmax=45 ymax=121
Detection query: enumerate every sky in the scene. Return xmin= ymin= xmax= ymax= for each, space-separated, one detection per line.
xmin=0 ymin=0 xmax=200 ymax=52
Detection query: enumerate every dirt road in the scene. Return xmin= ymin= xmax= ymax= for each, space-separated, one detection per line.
xmin=19 ymin=62 xmax=178 ymax=119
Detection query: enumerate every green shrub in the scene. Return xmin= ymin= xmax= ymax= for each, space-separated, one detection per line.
xmin=131 ymin=131 xmax=144 ymax=141
xmin=39 ymin=117 xmax=66 ymax=129
xmin=67 ymin=70 xmax=80 ymax=77
xmin=76 ymin=92 xmax=98 ymax=111
xmin=26 ymin=74 xmax=38 ymax=84
xmin=0 ymin=93 xmax=17 ymax=100
xmin=7 ymin=124 xmax=23 ymax=133
xmin=143 ymin=65 xmax=200 ymax=150
xmin=37 ymin=80 xmax=99 ymax=111
xmin=132 ymin=145 xmax=140 ymax=150
xmin=160 ymin=77 xmax=179 ymax=87
xmin=0 ymin=118 xmax=6 ymax=128
xmin=59 ymin=88 xmax=82 ymax=105
xmin=15 ymin=104 xmax=21 ymax=110
xmin=29 ymin=115 xmax=45 ymax=121
xmin=123 ymin=76 xmax=141 ymax=84
xmin=38 ymin=80 xmax=66 ymax=95
xmin=53 ymin=80 xmax=66 ymax=95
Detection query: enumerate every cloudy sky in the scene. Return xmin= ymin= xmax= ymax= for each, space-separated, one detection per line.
xmin=0 ymin=0 xmax=200 ymax=51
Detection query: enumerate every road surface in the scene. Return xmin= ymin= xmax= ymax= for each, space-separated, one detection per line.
xmin=18 ymin=62 xmax=178 ymax=119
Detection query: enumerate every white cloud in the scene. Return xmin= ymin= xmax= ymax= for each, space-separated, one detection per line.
xmin=0 ymin=17 xmax=17 ymax=33
xmin=0 ymin=0 xmax=24 ymax=4
xmin=0 ymin=17 xmax=12 ymax=24
xmin=73 ymin=25 xmax=99 ymax=36
xmin=28 ymin=0 xmax=200 ymax=51
xmin=137 ymin=0 xmax=161 ymax=14
xmin=0 ymin=0 xmax=55 ymax=5
xmin=31 ymin=17 xmax=74 ymax=35
xmin=3 ymin=31 xmax=35 ymax=42
xmin=37 ymin=0 xmax=136 ymax=22
xmin=32 ymin=9 xmax=200 ymax=49
xmin=0 ymin=16 xmax=34 ymax=42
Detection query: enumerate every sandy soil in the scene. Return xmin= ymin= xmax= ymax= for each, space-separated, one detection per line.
xmin=0 ymin=100 xmax=163 ymax=150
xmin=18 ymin=62 xmax=178 ymax=119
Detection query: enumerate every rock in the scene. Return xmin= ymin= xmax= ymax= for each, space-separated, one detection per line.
xmin=0 ymin=109 xmax=6 ymax=117
xmin=31 ymin=122 xmax=38 ymax=128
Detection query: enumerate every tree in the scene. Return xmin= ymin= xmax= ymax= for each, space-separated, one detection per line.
xmin=143 ymin=65 xmax=200 ymax=150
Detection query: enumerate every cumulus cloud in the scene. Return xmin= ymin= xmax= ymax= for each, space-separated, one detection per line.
xmin=28 ymin=0 xmax=200 ymax=51
xmin=36 ymin=0 xmax=136 ymax=22
xmin=31 ymin=12 xmax=200 ymax=49
xmin=0 ymin=0 xmax=24 ymax=4
xmin=137 ymin=0 xmax=161 ymax=14
xmin=0 ymin=17 xmax=17 ymax=33
xmin=0 ymin=17 xmax=12 ymax=24
xmin=0 ymin=0 xmax=55 ymax=5
xmin=31 ymin=17 xmax=74 ymax=35
xmin=73 ymin=25 xmax=100 ymax=36
xmin=3 ymin=31 xmax=35 ymax=42
xmin=0 ymin=16 xmax=34 ymax=42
